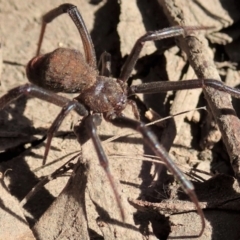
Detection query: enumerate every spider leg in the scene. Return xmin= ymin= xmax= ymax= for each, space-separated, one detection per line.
xmin=120 ymin=26 xmax=210 ymax=82
xmin=36 ymin=4 xmax=97 ymax=69
xmin=109 ymin=115 xmax=205 ymax=237
xmin=0 ymin=84 xmax=63 ymax=108
xmin=98 ymin=51 xmax=112 ymax=77
xmin=0 ymin=83 xmax=88 ymax=163
xmin=128 ymin=78 xmax=240 ymax=99
xmin=127 ymin=100 xmax=140 ymax=120
xmin=0 ymin=84 xmax=88 ymax=115
xmin=43 ymin=100 xmax=85 ymax=165
xmin=75 ymin=114 xmax=125 ymax=220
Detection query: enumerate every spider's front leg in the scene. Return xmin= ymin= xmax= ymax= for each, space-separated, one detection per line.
xmin=0 ymin=83 xmax=88 ymax=163
xmin=109 ymin=115 xmax=205 ymax=238
xmin=42 ymin=99 xmax=88 ymax=165
xmin=121 ymin=23 xmax=240 ymax=176
xmin=128 ymin=78 xmax=240 ymax=100
xmin=74 ymin=114 xmax=125 ymax=221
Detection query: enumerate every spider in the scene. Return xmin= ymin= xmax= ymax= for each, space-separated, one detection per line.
xmin=1 ymin=3 xmax=240 ymax=237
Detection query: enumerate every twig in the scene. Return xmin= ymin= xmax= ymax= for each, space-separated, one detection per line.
xmin=128 ymin=194 xmax=240 ymax=214
xmin=158 ymin=0 xmax=240 ymax=175
xmin=128 ymin=198 xmax=207 ymax=215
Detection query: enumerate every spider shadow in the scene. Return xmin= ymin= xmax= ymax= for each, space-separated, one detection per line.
xmin=0 ymin=86 xmax=79 ymax=227
xmin=0 ymin=146 xmax=55 ymax=227
xmin=0 ymin=93 xmax=55 ymax=222
xmin=0 ymin=95 xmax=36 ymax=143
xmin=177 ymin=174 xmax=240 ymax=240
xmin=188 ymin=105 xmax=238 ymax=176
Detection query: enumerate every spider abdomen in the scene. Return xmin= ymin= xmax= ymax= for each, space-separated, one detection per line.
xmin=26 ymin=48 xmax=98 ymax=93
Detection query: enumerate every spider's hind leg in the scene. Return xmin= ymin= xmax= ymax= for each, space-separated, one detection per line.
xmin=36 ymin=4 xmax=96 ymax=68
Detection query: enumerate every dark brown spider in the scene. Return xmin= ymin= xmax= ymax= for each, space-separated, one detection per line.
xmin=1 ymin=3 xmax=240 ymax=237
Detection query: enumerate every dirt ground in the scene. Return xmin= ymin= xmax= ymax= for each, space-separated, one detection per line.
xmin=1 ymin=0 xmax=240 ymax=239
